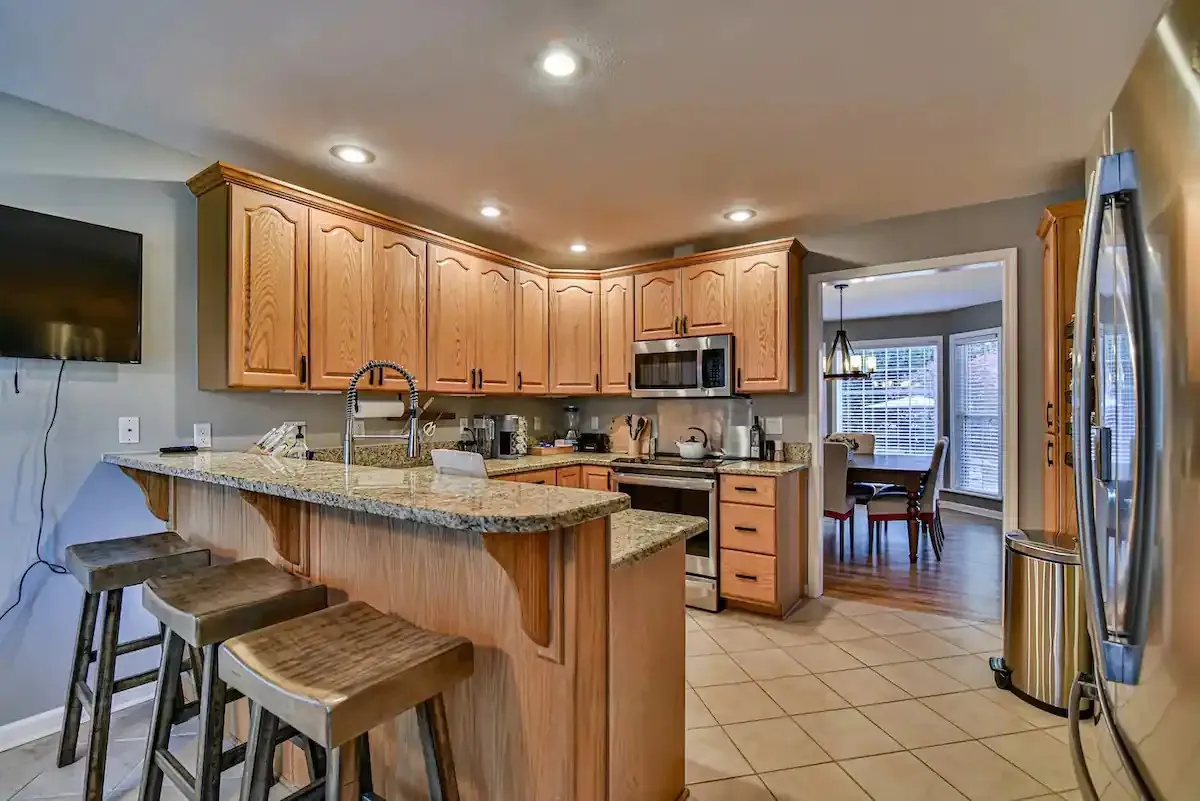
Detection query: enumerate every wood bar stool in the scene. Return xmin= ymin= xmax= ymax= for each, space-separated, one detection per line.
xmin=58 ymin=531 xmax=211 ymax=801
xmin=139 ymin=558 xmax=329 ymax=801
xmin=219 ymin=601 xmax=474 ymax=801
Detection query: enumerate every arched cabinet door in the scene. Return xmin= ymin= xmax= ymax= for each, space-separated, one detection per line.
xmin=309 ymin=209 xmax=370 ymax=390
xmin=549 ymin=278 xmax=601 ymax=394
xmin=372 ymin=231 xmax=427 ymax=392
xmin=681 ymin=259 xmax=735 ymax=336
xmin=733 ymin=251 xmax=791 ymax=392
xmin=634 ymin=268 xmax=681 ymax=340
xmin=427 ymin=246 xmax=477 ymax=393
xmin=600 ymin=276 xmax=633 ymax=394
xmin=475 ymin=259 xmax=516 ymax=393
xmin=515 ymin=270 xmax=550 ymax=394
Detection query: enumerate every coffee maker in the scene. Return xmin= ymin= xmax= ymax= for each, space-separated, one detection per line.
xmin=489 ymin=415 xmax=521 ymax=459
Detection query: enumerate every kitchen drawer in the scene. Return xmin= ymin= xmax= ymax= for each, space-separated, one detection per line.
xmin=720 ymin=502 xmax=777 ymax=555
xmin=719 ymin=474 xmax=776 ymax=507
xmin=499 ymin=468 xmax=557 ymax=485
xmin=557 ymin=466 xmax=582 ymax=488
xmin=720 ymin=549 xmax=777 ymax=605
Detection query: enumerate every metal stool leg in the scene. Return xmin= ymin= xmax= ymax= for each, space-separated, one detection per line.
xmin=82 ymin=590 xmax=123 ymax=800
xmin=240 ymin=704 xmax=279 ymax=801
xmin=57 ymin=591 xmax=100 ymax=768
xmin=195 ymin=644 xmax=229 ymax=801
xmin=139 ymin=629 xmax=185 ymax=801
xmin=322 ymin=746 xmax=342 ymax=801
xmin=418 ymin=694 xmax=460 ymax=801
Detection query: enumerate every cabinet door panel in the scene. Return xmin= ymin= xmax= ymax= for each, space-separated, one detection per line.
xmin=634 ymin=269 xmax=681 ymax=340
xmin=681 ymin=259 xmax=735 ymax=336
xmin=600 ymin=275 xmax=633 ymax=394
xmin=228 ymin=186 xmax=309 ymax=388
xmin=309 ymin=210 xmax=370 ymax=390
xmin=515 ymin=270 xmax=550 ymax=394
xmin=549 ymin=278 xmax=601 ymax=394
xmin=427 ymin=246 xmax=476 ymax=393
xmin=372 ymin=230 xmax=427 ymax=391
xmin=476 ymin=260 xmax=516 ymax=393
xmin=582 ymin=467 xmax=612 ymax=491
xmin=733 ymin=253 xmax=790 ymax=392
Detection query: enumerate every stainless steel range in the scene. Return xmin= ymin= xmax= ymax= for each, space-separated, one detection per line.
xmin=611 ymin=454 xmax=733 ymax=611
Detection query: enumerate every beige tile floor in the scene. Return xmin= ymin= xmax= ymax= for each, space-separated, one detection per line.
xmin=686 ymin=596 xmax=1079 ymax=801
xmin=2 ymin=595 xmax=1076 ymax=801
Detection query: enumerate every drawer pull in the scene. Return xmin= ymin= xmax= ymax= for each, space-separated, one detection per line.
xmin=733 ymin=525 xmax=758 ymax=532
xmin=734 ymin=486 xmax=757 ymax=492
xmin=734 ymin=573 xmax=758 ymax=582
xmin=533 ymin=480 xmax=546 ymax=485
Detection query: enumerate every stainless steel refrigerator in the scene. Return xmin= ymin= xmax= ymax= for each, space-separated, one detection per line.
xmin=1071 ymin=1 xmax=1200 ymax=797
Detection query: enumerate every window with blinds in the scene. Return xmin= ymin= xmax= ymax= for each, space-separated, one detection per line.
xmin=949 ymin=328 xmax=1002 ymax=498
xmin=833 ymin=338 xmax=940 ymax=458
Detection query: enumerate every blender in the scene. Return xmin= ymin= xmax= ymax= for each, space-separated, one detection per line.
xmin=564 ymin=405 xmax=581 ymax=444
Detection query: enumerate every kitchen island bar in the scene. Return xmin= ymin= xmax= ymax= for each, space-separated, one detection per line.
xmin=104 ymin=452 xmax=698 ymax=801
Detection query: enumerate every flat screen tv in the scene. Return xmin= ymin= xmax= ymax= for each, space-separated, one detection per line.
xmin=0 ymin=204 xmax=143 ymax=363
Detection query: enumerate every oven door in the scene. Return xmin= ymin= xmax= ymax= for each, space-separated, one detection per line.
xmin=611 ymin=472 xmax=717 ymax=578
xmin=631 ymin=335 xmax=733 ymax=398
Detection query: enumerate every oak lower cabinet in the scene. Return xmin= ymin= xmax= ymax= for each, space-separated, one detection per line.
xmin=515 ymin=270 xmax=550 ymax=394
xmin=582 ymin=466 xmax=613 ymax=491
xmin=718 ymin=471 xmax=807 ymax=617
xmin=634 ymin=269 xmax=682 ymax=340
xmin=549 ymin=278 xmax=601 ymax=394
xmin=498 ymin=468 xmax=557 ymax=485
xmin=427 ymin=248 xmax=516 ymax=394
xmin=600 ymin=276 xmax=633 ymax=394
xmin=556 ymin=466 xmax=582 ymax=488
xmin=197 ymin=184 xmax=310 ymax=389
xmin=733 ymin=246 xmax=801 ymax=393
xmin=1039 ymin=200 xmax=1085 ymax=536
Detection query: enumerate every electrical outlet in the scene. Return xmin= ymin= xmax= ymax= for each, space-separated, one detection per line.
xmin=193 ymin=422 xmax=212 ymax=449
xmin=459 ymin=418 xmax=470 ymax=433
xmin=118 ymin=416 xmax=140 ymax=444
xmin=764 ymin=416 xmax=784 ymax=436
xmin=353 ymin=420 xmax=366 ymax=436
xmin=534 ymin=417 xmax=542 ymax=430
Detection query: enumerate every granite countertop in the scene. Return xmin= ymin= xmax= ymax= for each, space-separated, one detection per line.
xmin=717 ymin=460 xmax=809 ymax=476
xmin=609 ymin=509 xmax=707 ymax=569
xmin=103 ymin=451 xmax=628 ymax=534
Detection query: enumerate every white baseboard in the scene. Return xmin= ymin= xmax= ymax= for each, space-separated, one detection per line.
xmin=0 ymin=685 xmax=155 ymax=754
xmin=941 ymin=500 xmax=1003 ymax=520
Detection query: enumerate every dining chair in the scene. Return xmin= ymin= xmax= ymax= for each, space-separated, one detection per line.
xmin=866 ymin=437 xmax=948 ymax=560
xmin=838 ymin=433 xmax=880 ymax=504
xmin=823 ymin=442 xmax=856 ymax=551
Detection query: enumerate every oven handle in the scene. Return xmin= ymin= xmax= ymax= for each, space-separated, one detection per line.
xmin=611 ymin=473 xmax=716 ymax=492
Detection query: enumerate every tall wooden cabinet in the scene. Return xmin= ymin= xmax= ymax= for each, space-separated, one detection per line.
xmin=371 ymin=231 xmax=427 ymax=391
xmin=549 ymin=278 xmax=601 ymax=394
xmin=515 ymin=270 xmax=550 ymax=394
xmin=733 ymin=249 xmax=797 ymax=393
xmin=1039 ymin=199 xmax=1086 ymax=536
xmin=600 ymin=275 xmax=634 ymax=394
xmin=308 ymin=210 xmax=371 ymax=390
xmin=475 ymin=259 xmax=516 ymax=393
xmin=427 ymin=248 xmax=515 ymax=394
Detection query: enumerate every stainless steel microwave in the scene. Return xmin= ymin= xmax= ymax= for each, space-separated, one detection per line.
xmin=631 ymin=335 xmax=734 ymax=398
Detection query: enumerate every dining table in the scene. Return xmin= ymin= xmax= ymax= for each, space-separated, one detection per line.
xmin=846 ymin=453 xmax=931 ymax=563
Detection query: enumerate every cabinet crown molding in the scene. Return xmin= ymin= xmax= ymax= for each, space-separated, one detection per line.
xmin=1036 ymin=199 xmax=1087 ymax=239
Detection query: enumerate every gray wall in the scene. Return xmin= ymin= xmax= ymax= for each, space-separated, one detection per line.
xmin=823 ymin=303 xmax=1003 ymax=513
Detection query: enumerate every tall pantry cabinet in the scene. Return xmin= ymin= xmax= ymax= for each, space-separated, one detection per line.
xmin=1039 ymin=199 xmax=1086 ymax=537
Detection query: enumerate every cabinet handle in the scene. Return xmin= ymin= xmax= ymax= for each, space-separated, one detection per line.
xmin=1047 ymin=440 xmax=1054 ymax=466
xmin=734 ymin=485 xmax=757 ymax=493
xmin=470 ymin=367 xmax=477 ymax=390
xmin=737 ymin=367 xmax=742 ymax=390
xmin=595 ymin=373 xmax=600 ymax=391
xmin=478 ymin=368 xmax=483 ymax=387
xmin=627 ymin=372 xmax=632 ymax=391
xmin=378 ymin=368 xmax=385 ymax=385
xmin=673 ymin=316 xmax=679 ymax=335
xmin=299 ymin=356 xmax=307 ymax=384
xmin=734 ymin=573 xmax=758 ymax=582
xmin=733 ymin=525 xmax=758 ymax=532
xmin=682 ymin=315 xmax=688 ymax=334
xmin=533 ymin=480 xmax=546 ymax=485
xmin=1046 ymin=402 xmax=1053 ymax=428
xmin=517 ymin=370 xmax=523 ymax=390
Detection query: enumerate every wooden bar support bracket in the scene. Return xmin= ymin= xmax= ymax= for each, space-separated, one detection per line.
xmin=482 ymin=531 xmax=560 ymax=649
xmin=238 ymin=491 xmax=310 ymax=573
xmin=120 ymin=467 xmax=171 ymax=522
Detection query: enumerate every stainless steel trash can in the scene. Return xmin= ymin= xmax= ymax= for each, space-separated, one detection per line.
xmin=990 ymin=529 xmax=1092 ymax=716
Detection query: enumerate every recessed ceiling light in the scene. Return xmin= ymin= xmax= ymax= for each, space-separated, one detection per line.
xmin=723 ymin=208 xmax=757 ymax=223
xmin=540 ymin=46 xmax=579 ymax=78
xmin=569 ymin=242 xmax=588 ymax=253
xmin=330 ymin=144 xmax=374 ymax=164
xmin=480 ymin=204 xmax=503 ymax=218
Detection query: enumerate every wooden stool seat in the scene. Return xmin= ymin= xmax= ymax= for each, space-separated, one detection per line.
xmin=65 ymin=531 xmax=209 ymax=593
xmin=221 ymin=601 xmax=474 ymax=748
xmin=143 ymin=557 xmax=328 ymax=647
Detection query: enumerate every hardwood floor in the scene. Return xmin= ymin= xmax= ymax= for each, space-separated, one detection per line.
xmin=822 ymin=505 xmax=1003 ymax=622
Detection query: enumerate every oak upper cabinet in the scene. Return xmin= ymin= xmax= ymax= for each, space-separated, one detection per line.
xmin=475 ymin=259 xmax=516 ymax=393
xmin=427 ymin=245 xmax=477 ymax=393
xmin=214 ymin=185 xmax=310 ymax=389
xmin=549 ymin=277 xmax=601 ymax=394
xmin=600 ymin=275 xmax=634 ymax=394
xmin=515 ymin=270 xmax=550 ymax=394
xmin=634 ymin=268 xmax=682 ymax=340
xmin=680 ymin=259 xmax=735 ymax=336
xmin=733 ymin=248 xmax=797 ymax=393
xmin=371 ymin=230 xmax=427 ymax=391
xmin=308 ymin=210 xmax=371 ymax=390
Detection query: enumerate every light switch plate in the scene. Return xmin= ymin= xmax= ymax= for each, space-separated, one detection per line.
xmin=193 ymin=422 xmax=212 ymax=449
xmin=764 ymin=416 xmax=784 ymax=436
xmin=590 ymin=416 xmax=599 ymax=430
xmin=118 ymin=416 xmax=140 ymax=444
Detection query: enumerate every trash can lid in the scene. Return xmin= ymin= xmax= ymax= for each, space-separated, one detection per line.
xmin=1004 ymin=529 xmax=1081 ymax=564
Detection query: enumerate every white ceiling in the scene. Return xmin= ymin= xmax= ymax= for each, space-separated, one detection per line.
xmin=821 ymin=263 xmax=1003 ymax=320
xmin=0 ymin=0 xmax=1163 ymax=265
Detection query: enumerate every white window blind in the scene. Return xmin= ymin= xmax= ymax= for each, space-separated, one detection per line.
xmin=949 ymin=328 xmax=1002 ymax=498
xmin=834 ymin=338 xmax=940 ymax=458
